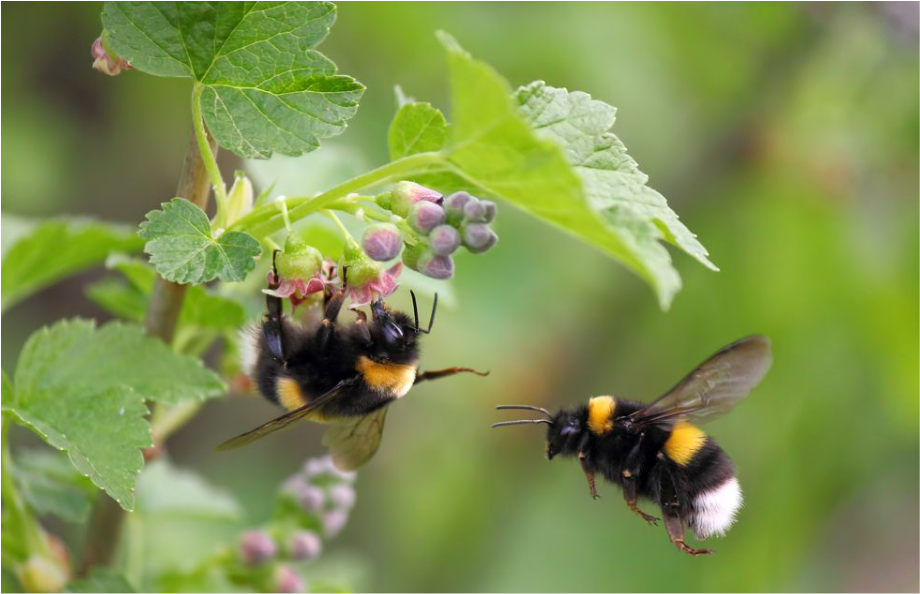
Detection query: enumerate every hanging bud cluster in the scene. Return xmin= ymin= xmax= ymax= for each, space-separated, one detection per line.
xmin=231 ymin=455 xmax=357 ymax=592
xmin=373 ymin=182 xmax=499 ymax=280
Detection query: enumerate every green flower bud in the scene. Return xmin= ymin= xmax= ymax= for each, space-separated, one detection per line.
xmin=276 ymin=234 xmax=323 ymax=280
xmin=20 ymin=555 xmax=68 ymax=593
xmin=401 ymin=243 xmax=425 ymax=271
xmin=226 ymin=172 xmax=254 ymax=226
xmin=389 ymin=181 xmax=443 ymax=217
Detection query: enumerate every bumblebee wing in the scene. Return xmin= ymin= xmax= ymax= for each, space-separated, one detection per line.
xmin=322 ymin=407 xmax=389 ymax=471
xmin=629 ymin=335 xmax=772 ymax=430
xmin=216 ymin=378 xmax=357 ymax=451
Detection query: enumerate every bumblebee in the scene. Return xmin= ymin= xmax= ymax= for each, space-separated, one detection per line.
xmin=219 ymin=258 xmax=487 ymax=470
xmin=493 ymin=336 xmax=771 ymax=556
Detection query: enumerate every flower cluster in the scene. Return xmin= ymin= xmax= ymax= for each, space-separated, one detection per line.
xmin=259 ymin=181 xmax=497 ymax=311
xmin=231 ymin=456 xmax=357 ymax=593
xmin=374 ymin=183 xmax=499 ymax=280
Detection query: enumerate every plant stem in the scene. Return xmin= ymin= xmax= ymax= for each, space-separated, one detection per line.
xmin=192 ymin=83 xmax=228 ymax=228
xmin=80 ymin=122 xmax=217 ymax=577
xmin=229 ymin=151 xmax=444 ymax=239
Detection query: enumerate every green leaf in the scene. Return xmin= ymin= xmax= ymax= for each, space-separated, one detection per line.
xmin=66 ymin=568 xmax=135 ymax=593
xmin=4 ymin=320 xmax=224 ymax=509
xmin=136 ymin=458 xmax=240 ymax=520
xmin=435 ymin=33 xmax=712 ymax=308
xmin=11 ymin=449 xmax=98 ymax=524
xmin=102 ymin=1 xmax=364 ymax=159
xmin=138 ymin=198 xmax=261 ymax=284
xmin=1 ymin=216 xmax=143 ymax=313
xmin=389 ymin=102 xmax=449 ymax=160
xmin=515 ymin=81 xmax=717 ymax=271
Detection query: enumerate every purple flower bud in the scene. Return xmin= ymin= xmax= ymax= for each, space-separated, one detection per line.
xmin=463 ymin=224 xmax=498 ymax=254
xmin=407 ymin=201 xmax=446 ymax=234
xmin=328 ymin=484 xmax=356 ymax=511
xmin=444 ymin=192 xmax=473 ymax=225
xmin=274 ymin=565 xmax=305 ymax=593
xmin=428 ymin=225 xmax=461 ymax=256
xmin=296 ymin=485 xmax=326 ymax=513
xmin=480 ymin=201 xmax=497 ymax=223
xmin=288 ymin=531 xmax=322 ymax=561
xmin=322 ymin=510 xmax=349 ymax=538
xmin=389 ymin=181 xmax=443 ymax=217
xmin=417 ymin=251 xmax=455 ymax=280
xmin=362 ymin=223 xmax=403 ymax=261
xmin=463 ymin=199 xmax=488 ymax=222
xmin=303 ymin=457 xmax=330 ymax=477
xmin=91 ymin=35 xmax=130 ymax=76
xmin=240 ymin=530 xmax=278 ymax=566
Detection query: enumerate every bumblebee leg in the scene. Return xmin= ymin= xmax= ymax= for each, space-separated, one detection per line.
xmin=578 ymin=451 xmax=600 ymax=499
xmin=620 ymin=432 xmax=659 ymax=524
xmin=659 ymin=458 xmax=713 ymax=556
xmin=622 ymin=478 xmax=659 ymax=525
xmin=353 ymin=310 xmax=371 ymax=345
xmin=264 ymin=250 xmax=286 ymax=363
xmin=414 ymin=367 xmax=489 ymax=384
xmin=317 ymin=288 xmax=345 ymax=352
xmin=663 ymin=513 xmax=713 ymax=556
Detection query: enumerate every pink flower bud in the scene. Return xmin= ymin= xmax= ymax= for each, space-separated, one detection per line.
xmin=362 ymin=223 xmax=403 ymax=261
xmin=274 ymin=565 xmax=305 ymax=593
xmin=407 ymin=201 xmax=447 ymax=234
xmin=91 ymin=35 xmax=130 ymax=76
xmin=322 ymin=510 xmax=349 ymax=538
xmin=444 ymin=191 xmax=473 ymax=225
xmin=240 ymin=530 xmax=277 ymax=566
xmin=429 ymin=225 xmax=460 ymax=256
xmin=296 ymin=485 xmax=326 ymax=513
xmin=463 ymin=223 xmax=498 ymax=254
xmin=417 ymin=251 xmax=455 ymax=280
xmin=328 ymin=484 xmax=356 ymax=511
xmin=288 ymin=531 xmax=322 ymax=561
xmin=463 ymin=199 xmax=488 ymax=222
xmin=389 ymin=181 xmax=443 ymax=217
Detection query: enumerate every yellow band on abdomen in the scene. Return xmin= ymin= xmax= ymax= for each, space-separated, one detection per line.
xmin=664 ymin=422 xmax=707 ymax=466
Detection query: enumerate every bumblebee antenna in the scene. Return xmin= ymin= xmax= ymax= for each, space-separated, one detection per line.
xmin=491 ymin=419 xmax=553 ymax=428
xmin=413 ymin=292 xmax=438 ymax=334
xmin=410 ymin=290 xmax=421 ymax=332
xmin=496 ymin=404 xmax=552 ymax=418
xmin=427 ymin=293 xmax=438 ymax=333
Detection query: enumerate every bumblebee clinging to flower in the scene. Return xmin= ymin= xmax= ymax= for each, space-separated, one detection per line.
xmin=493 ymin=336 xmax=772 ymax=556
xmin=219 ymin=254 xmax=487 ymax=470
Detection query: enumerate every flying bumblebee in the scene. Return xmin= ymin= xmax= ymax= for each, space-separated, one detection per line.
xmin=493 ymin=335 xmax=771 ymax=556
xmin=219 ymin=256 xmax=487 ymax=470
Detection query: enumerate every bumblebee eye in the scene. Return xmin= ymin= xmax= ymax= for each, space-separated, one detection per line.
xmin=559 ymin=425 xmax=577 ymax=436
xmin=382 ymin=321 xmax=404 ymax=343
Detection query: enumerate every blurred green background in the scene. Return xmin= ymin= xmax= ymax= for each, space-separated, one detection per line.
xmin=2 ymin=2 xmax=918 ymax=592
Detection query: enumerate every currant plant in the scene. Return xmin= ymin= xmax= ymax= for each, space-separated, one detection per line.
xmin=1 ymin=2 xmax=714 ymax=592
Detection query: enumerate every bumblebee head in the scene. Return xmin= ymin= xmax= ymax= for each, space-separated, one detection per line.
xmin=491 ymin=404 xmax=587 ymax=460
xmin=545 ymin=407 xmax=587 ymax=460
xmin=369 ymin=300 xmax=419 ymax=362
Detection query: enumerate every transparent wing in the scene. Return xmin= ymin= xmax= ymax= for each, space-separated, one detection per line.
xmin=322 ymin=407 xmax=389 ymax=471
xmin=216 ymin=378 xmax=357 ymax=451
xmin=628 ymin=335 xmax=772 ymax=430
